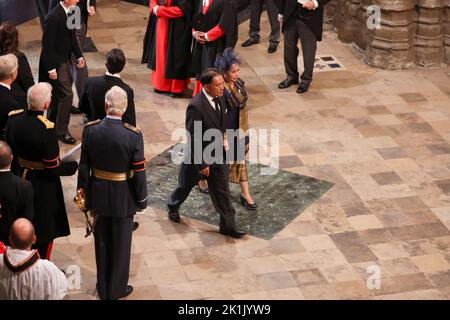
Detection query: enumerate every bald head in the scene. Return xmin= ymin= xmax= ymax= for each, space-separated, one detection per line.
xmin=0 ymin=141 xmax=12 ymax=170
xmin=9 ymin=218 xmax=36 ymax=251
xmin=28 ymin=82 xmax=52 ymax=111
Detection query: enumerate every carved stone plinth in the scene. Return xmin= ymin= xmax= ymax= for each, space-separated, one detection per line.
xmin=327 ymin=0 xmax=448 ymax=69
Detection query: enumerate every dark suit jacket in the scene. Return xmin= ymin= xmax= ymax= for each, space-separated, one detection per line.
xmin=0 ymin=85 xmax=20 ymax=140
xmin=49 ymin=0 xmax=96 ymax=25
xmin=10 ymin=51 xmax=35 ymax=107
xmin=276 ymin=0 xmax=331 ymax=41
xmin=78 ymin=75 xmax=136 ymax=126
xmin=38 ymin=3 xmax=83 ymax=82
xmin=0 ymin=171 xmax=34 ymax=243
xmin=185 ymin=91 xmax=226 ymax=170
xmin=77 ymin=118 xmax=148 ymax=218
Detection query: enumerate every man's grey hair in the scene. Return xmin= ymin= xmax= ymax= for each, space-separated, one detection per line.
xmin=27 ymin=82 xmax=53 ymax=111
xmin=105 ymin=86 xmax=127 ymax=115
xmin=0 ymin=54 xmax=18 ymax=81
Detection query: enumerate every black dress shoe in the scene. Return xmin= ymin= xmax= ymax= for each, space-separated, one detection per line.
xmin=132 ymin=221 xmax=139 ymax=231
xmin=70 ymin=106 xmax=83 ymax=114
xmin=241 ymin=37 xmax=259 ymax=47
xmin=296 ymin=82 xmax=310 ymax=94
xmin=267 ymin=43 xmax=278 ymax=53
xmin=117 ymin=285 xmax=133 ymax=299
xmin=58 ymin=132 xmax=76 ymax=145
xmin=240 ymin=194 xmax=258 ymax=211
xmin=219 ymin=227 xmax=246 ymax=238
xmin=278 ymin=78 xmax=299 ymax=89
xmin=168 ymin=210 xmax=181 ymax=223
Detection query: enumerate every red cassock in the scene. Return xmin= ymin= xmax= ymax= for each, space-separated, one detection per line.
xmin=150 ymin=0 xmax=190 ymax=93
xmin=192 ymin=0 xmax=225 ymax=96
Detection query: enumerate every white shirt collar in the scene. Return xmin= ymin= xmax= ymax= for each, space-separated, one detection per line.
xmin=203 ymin=0 xmax=210 ymax=7
xmin=106 ymin=115 xmax=122 ymax=120
xmin=105 ymin=71 xmax=121 ymax=79
xmin=60 ymin=1 xmax=72 ymax=15
xmin=202 ymin=88 xmax=218 ymax=110
xmin=0 ymin=169 xmax=10 ymax=172
xmin=0 ymin=82 xmax=11 ymax=90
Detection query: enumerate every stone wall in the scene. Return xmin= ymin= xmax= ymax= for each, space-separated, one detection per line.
xmin=327 ymin=0 xmax=449 ymax=69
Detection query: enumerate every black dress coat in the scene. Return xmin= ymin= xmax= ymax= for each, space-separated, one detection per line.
xmin=0 ymin=171 xmax=34 ymax=243
xmin=49 ymin=0 xmax=97 ymax=25
xmin=38 ymin=3 xmax=83 ymax=82
xmin=0 ymin=85 xmax=20 ymax=140
xmin=78 ymin=75 xmax=136 ymax=126
xmin=274 ymin=0 xmax=331 ymax=41
xmin=184 ymin=90 xmax=226 ymax=170
xmin=10 ymin=51 xmax=35 ymax=107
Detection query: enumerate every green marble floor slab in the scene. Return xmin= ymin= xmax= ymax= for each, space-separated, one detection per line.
xmin=147 ymin=146 xmax=333 ymax=239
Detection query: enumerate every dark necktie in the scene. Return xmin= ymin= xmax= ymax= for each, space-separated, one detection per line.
xmin=68 ymin=8 xmax=76 ymax=18
xmin=212 ymin=97 xmax=221 ymax=120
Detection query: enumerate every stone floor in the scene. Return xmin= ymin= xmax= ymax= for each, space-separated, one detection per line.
xmin=147 ymin=145 xmax=333 ymax=240
xmin=16 ymin=0 xmax=450 ymax=299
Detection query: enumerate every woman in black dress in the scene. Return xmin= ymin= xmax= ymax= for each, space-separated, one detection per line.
xmin=0 ymin=23 xmax=35 ymax=107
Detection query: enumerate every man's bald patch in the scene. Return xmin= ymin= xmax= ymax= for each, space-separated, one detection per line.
xmin=9 ymin=218 xmax=35 ymax=250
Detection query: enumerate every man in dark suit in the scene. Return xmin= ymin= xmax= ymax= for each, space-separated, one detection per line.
xmin=0 ymin=54 xmax=20 ymax=140
xmin=167 ymin=68 xmax=246 ymax=238
xmin=35 ymin=0 xmax=51 ymax=28
xmin=276 ymin=0 xmax=331 ymax=93
xmin=50 ymin=0 xmax=96 ymax=113
xmin=241 ymin=0 xmax=280 ymax=53
xmin=5 ymin=83 xmax=78 ymax=260
xmin=79 ymin=48 xmax=136 ymax=126
xmin=0 ymin=141 xmax=34 ymax=244
xmin=38 ymin=0 xmax=86 ymax=144
xmin=51 ymin=0 xmax=96 ymax=34
xmin=77 ymin=86 xmax=147 ymax=300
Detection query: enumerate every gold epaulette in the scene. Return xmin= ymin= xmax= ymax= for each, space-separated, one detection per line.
xmin=123 ymin=123 xmax=141 ymax=134
xmin=8 ymin=109 xmax=24 ymax=117
xmin=37 ymin=115 xmax=54 ymax=129
xmin=85 ymin=119 xmax=101 ymax=127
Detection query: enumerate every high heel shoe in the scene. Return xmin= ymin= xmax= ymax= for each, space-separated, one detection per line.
xmin=198 ymin=184 xmax=209 ymax=194
xmin=240 ymin=194 xmax=258 ymax=211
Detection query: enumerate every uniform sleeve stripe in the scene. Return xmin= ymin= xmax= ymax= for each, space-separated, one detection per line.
xmin=43 ymin=156 xmax=60 ymax=162
xmin=133 ymin=168 xmax=146 ymax=172
xmin=131 ymin=160 xmax=146 ymax=165
xmin=44 ymin=163 xmax=60 ymax=169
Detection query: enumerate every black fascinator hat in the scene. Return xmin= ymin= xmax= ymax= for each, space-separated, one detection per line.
xmin=214 ymin=47 xmax=240 ymax=72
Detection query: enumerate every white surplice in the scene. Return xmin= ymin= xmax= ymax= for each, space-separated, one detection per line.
xmin=0 ymin=248 xmax=68 ymax=300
